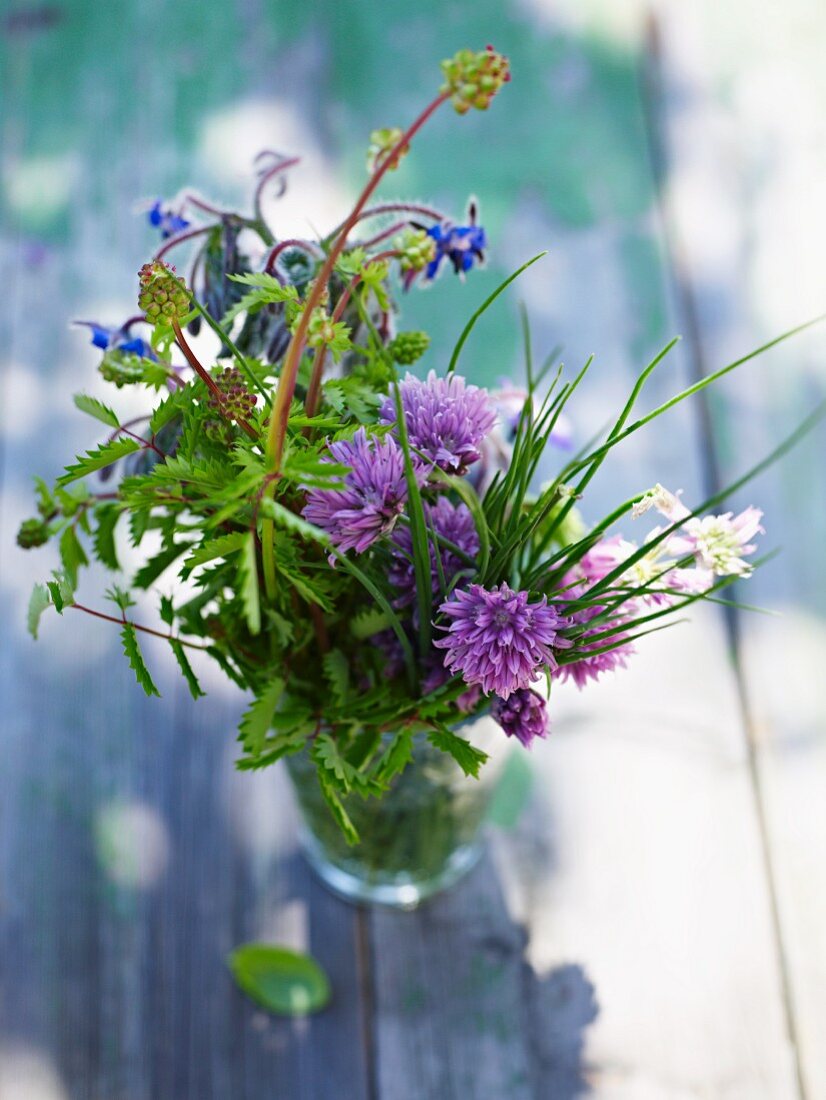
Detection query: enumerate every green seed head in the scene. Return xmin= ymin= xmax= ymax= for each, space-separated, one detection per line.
xmin=388 ymin=330 xmax=431 ymax=365
xmin=138 ymin=261 xmax=190 ymax=324
xmin=17 ymin=517 xmax=49 ymax=549
xmin=440 ymin=46 xmax=511 ymax=114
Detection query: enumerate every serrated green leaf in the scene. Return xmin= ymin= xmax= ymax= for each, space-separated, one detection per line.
xmin=169 ymin=639 xmax=205 ymax=699
xmin=73 ymin=392 xmax=121 ymax=428
xmin=322 ymin=649 xmax=349 ymax=706
xmin=129 ymin=508 xmax=151 ymax=548
xmin=46 ymin=580 xmax=63 ymax=613
xmin=316 ymin=770 xmax=359 ymax=845
xmin=58 ymin=437 xmax=141 ymax=485
xmin=149 ymin=391 xmax=184 ymax=434
xmin=238 ymin=531 xmax=261 ymax=635
xmin=372 ymin=728 xmax=414 ymax=785
xmin=238 ymin=675 xmax=285 ymax=755
xmin=350 ymin=606 xmax=391 ymax=640
xmin=207 ymin=646 xmax=247 ymax=689
xmin=106 ymin=584 xmax=135 ymax=612
xmin=132 ymin=542 xmax=191 ymax=589
xmin=313 ymin=735 xmax=381 ymax=797
xmin=120 ymin=624 xmax=160 ymax=697
xmin=92 ymin=504 xmax=121 ymax=570
xmin=59 ymin=525 xmax=88 ymax=588
xmin=259 ymin=499 xmax=330 ymax=544
xmin=47 ymin=570 xmax=74 ymax=613
xmin=228 ymin=271 xmax=300 ymax=295
xmin=27 ymin=583 xmax=52 ymax=639
xmin=427 ymin=725 xmax=488 ymax=779
xmin=273 ymin=558 xmax=333 ymax=611
xmin=227 ymin=944 xmax=330 ymax=1016
xmin=235 ymin=728 xmax=308 ymax=770
xmin=181 ymin=531 xmax=247 ymax=575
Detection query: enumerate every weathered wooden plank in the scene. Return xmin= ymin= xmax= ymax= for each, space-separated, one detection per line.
xmin=649 ymin=6 xmax=826 ymax=1097
xmin=514 ymin=609 xmax=799 ymax=1098
xmin=0 ymin=11 xmax=371 ymax=1098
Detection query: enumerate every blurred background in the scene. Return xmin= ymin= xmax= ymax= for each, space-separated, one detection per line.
xmin=1 ymin=2 xmax=825 ymax=1098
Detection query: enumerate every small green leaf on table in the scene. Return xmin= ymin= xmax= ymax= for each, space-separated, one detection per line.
xmin=227 ymin=944 xmax=331 ymax=1016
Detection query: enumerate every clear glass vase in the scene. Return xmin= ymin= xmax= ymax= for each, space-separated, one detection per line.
xmin=286 ymin=711 xmax=505 ymax=908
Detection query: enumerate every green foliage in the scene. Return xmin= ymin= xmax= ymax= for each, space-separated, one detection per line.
xmin=315 ymin=769 xmax=359 ymax=845
xmin=238 ymin=675 xmax=285 ymax=756
xmin=92 ymin=505 xmax=121 ymax=570
xmin=224 ymin=272 xmax=299 ymax=324
xmin=59 ymin=525 xmax=88 ymax=587
xmin=58 ymin=437 xmax=141 ymax=485
xmin=427 ymin=725 xmax=488 ymax=779
xmin=121 ymin=624 xmax=160 ymax=697
xmin=27 ymin=583 xmax=52 ymax=639
xmin=169 ymin=639 xmax=205 ymax=700
xmin=73 ymin=393 xmax=120 ymax=428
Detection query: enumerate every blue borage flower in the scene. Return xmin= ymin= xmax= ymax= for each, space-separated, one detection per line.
xmin=408 ymin=200 xmax=486 ymax=284
xmin=426 ymin=200 xmax=485 ymax=279
xmin=75 ymin=321 xmax=157 ymax=361
xmin=147 ymin=199 xmax=191 ymax=239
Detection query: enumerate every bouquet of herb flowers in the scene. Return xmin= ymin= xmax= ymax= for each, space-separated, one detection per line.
xmin=18 ymin=47 xmax=817 ymax=888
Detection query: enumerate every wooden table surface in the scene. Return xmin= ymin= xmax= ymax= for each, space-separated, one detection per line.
xmin=2 ymin=4 xmax=825 ymax=1098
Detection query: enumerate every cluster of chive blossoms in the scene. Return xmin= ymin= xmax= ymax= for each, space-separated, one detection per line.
xmin=302 ymin=373 xmax=763 ymax=749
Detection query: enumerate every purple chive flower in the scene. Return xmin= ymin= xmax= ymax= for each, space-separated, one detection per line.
xmin=389 ymin=497 xmax=479 ymax=608
xmin=74 ymin=321 xmax=157 ymax=361
xmin=302 ymin=428 xmax=415 ymax=554
xmin=434 ymin=582 xmax=570 ymax=698
xmin=422 ymin=200 xmax=486 ymax=280
xmin=380 ymin=371 xmax=496 ymax=473
xmin=492 ymin=688 xmax=549 ymax=747
xmin=148 ymin=199 xmax=191 ymax=239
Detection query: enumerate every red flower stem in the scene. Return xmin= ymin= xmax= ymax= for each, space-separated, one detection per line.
xmin=171 ymin=319 xmax=258 ymax=441
xmin=121 ymin=426 xmax=165 ymax=457
xmin=253 ymin=156 xmax=301 ymax=226
xmin=264 ymin=237 xmax=325 ymax=275
xmin=354 ymin=220 xmax=412 ymax=249
xmin=69 ymin=603 xmax=211 ymax=650
xmin=303 ymin=249 xmax=399 ymax=420
xmin=154 ymin=225 xmax=215 ymax=262
xmin=323 ymin=201 xmax=447 ymax=246
xmin=259 ymin=91 xmax=450 ymax=601
xmin=266 ymin=90 xmax=450 ymax=470
xmin=182 ymin=193 xmax=235 ymax=217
